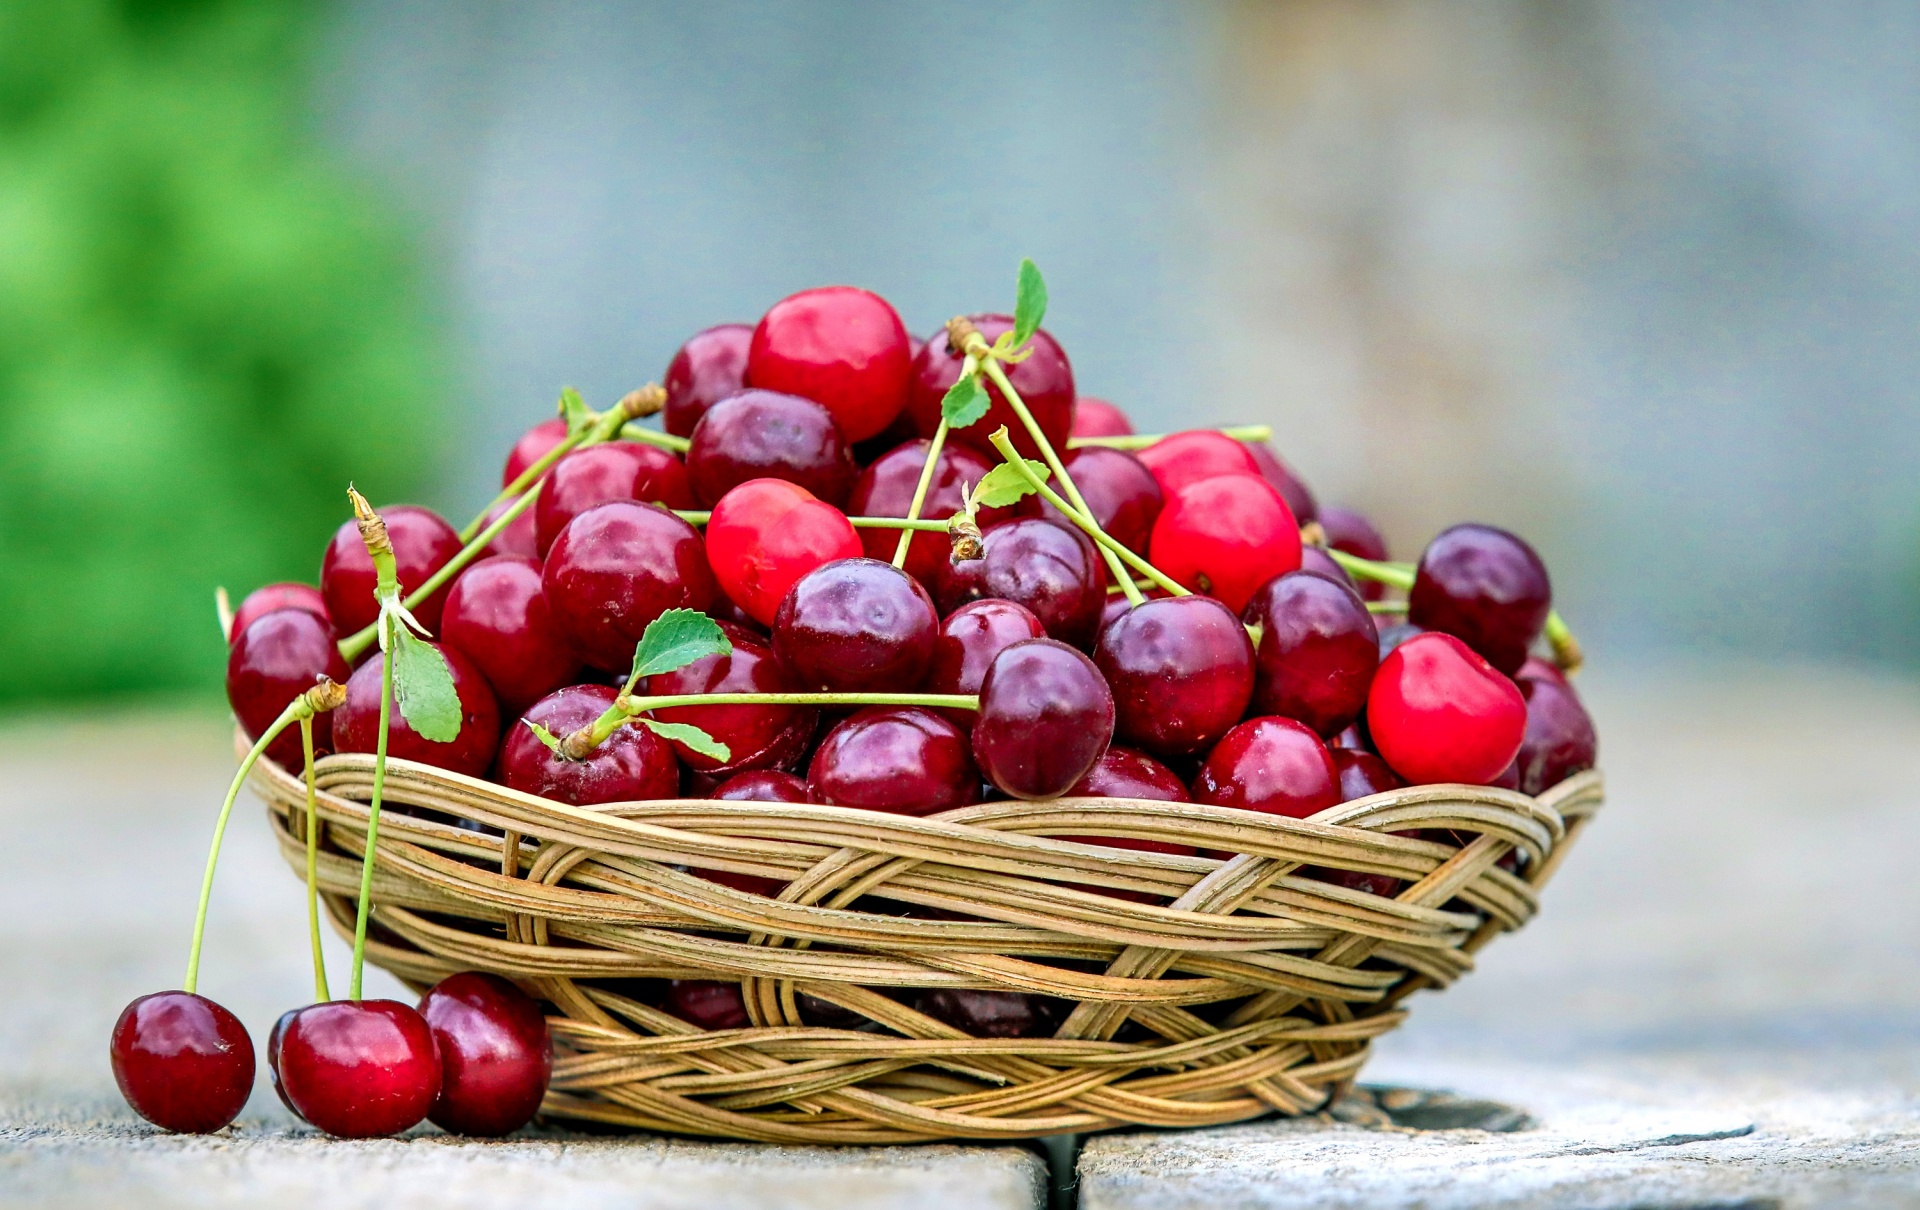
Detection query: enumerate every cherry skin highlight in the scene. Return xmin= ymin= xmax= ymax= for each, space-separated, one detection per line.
xmin=1407 ymin=523 xmax=1552 ymax=675
xmin=907 ymin=314 xmax=1075 ymax=460
xmin=1135 ymin=430 xmax=1259 ymax=498
xmin=664 ymin=322 xmax=753 ymax=437
xmin=807 ymin=706 xmax=980 ymax=816
xmin=747 ymin=286 xmax=912 ymax=444
xmin=687 ymin=389 xmax=856 ymax=508
xmin=925 ymin=598 xmax=1047 ymax=725
xmin=1246 ymin=442 xmax=1318 ymax=524
xmin=773 ymin=558 xmax=939 ymax=693
xmin=644 ymin=625 xmax=817 ymax=776
xmin=1192 ymin=716 xmax=1340 ymax=820
xmin=542 ymin=501 xmax=717 ymax=670
xmin=972 ymin=638 xmax=1115 ymax=800
xmin=230 ymin=582 xmax=328 ymax=640
xmin=1094 ymin=595 xmax=1254 ymax=759
xmin=848 ymin=440 xmax=1022 ymax=587
xmin=1367 ymin=631 xmax=1527 ymax=786
xmin=419 ymin=972 xmax=552 ymax=1137
xmin=1246 ymin=571 xmax=1379 ymax=739
xmin=1149 ymin=474 xmax=1301 ymax=615
xmin=110 ymin=991 xmax=255 ymax=1134
xmin=1332 ymin=747 xmax=1406 ymax=802
xmin=334 ymin=639 xmax=501 ymax=777
xmin=1070 ymin=396 xmax=1133 ymax=437
xmin=321 ymin=504 xmax=463 ymax=637
xmin=1515 ymin=676 xmax=1597 ymax=796
xmin=227 ymin=607 xmax=351 ymax=766
xmin=440 ymin=556 xmax=582 ymax=716
xmin=502 ymin=416 xmax=569 ymax=487
xmin=497 ymin=684 xmax=679 ymax=805
xmin=534 ymin=442 xmax=694 ymax=556
xmin=1041 ymin=446 xmax=1163 ymax=555
xmin=936 ymin=518 xmax=1106 ymax=650
xmin=704 ymin=479 xmax=861 ymax=627
xmin=1317 ymin=505 xmax=1388 ymax=601
xmin=278 ymin=999 xmax=443 ymax=1139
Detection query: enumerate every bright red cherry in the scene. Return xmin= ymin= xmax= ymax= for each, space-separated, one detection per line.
xmin=227 ymin=608 xmax=351 ymax=766
xmin=479 ymin=497 xmax=539 ymax=560
xmin=1095 ymin=595 xmax=1253 ymax=758
xmin=1246 ymin=571 xmax=1379 ymax=739
xmin=704 ymin=479 xmax=861 ymax=627
xmin=1192 ymin=716 xmax=1340 ymax=819
xmin=1407 ymin=523 xmax=1552 ymax=675
xmin=1070 ymin=397 xmax=1133 ymax=437
xmin=440 ymin=556 xmax=582 ymax=715
xmin=497 ymin=684 xmax=679 ymax=804
xmin=925 ymin=599 xmax=1046 ymax=724
xmin=747 ymin=286 xmax=912 ymax=444
xmin=503 ymin=416 xmax=569 ymax=486
xmin=1367 ymin=632 xmax=1526 ymax=785
xmin=664 ymin=323 xmax=753 ymax=437
xmin=1041 ymin=446 xmax=1162 ymax=555
xmin=936 ymin=518 xmax=1106 ymax=649
xmin=712 ymin=768 xmax=812 ymax=803
xmin=1149 ymin=475 xmax=1301 ymax=614
xmin=542 ymin=501 xmax=717 ymax=669
xmin=644 ymin=625 xmax=816 ymax=775
xmin=665 ymin=980 xmax=750 ymax=1031
xmin=278 ymin=999 xmax=442 ymax=1139
xmin=534 ymin=442 xmax=694 ymax=556
xmin=848 ymin=440 xmax=1023 ymax=587
xmin=110 ymin=992 xmax=254 ymax=1134
xmin=1246 ymin=442 xmax=1318 ymax=524
xmin=807 ymin=706 xmax=980 ymax=815
xmin=230 ymin=582 xmax=328 ymax=640
xmin=913 ymin=989 xmax=1062 ymax=1038
xmin=687 ymin=389 xmax=856 ymax=509
xmin=334 ymin=639 xmax=500 ymax=777
xmin=1135 ymin=430 xmax=1259 ymax=498
xmin=1317 ymin=505 xmax=1388 ymax=600
xmin=972 ymin=638 xmax=1115 ymax=800
xmin=773 ymin=558 xmax=938 ymax=693
xmin=1515 ymin=676 xmax=1597 ymax=796
xmin=420 ymin=972 xmax=552 ymax=1137
xmin=321 ymin=504 xmax=463 ymax=637
xmin=907 ymin=315 xmax=1075 ymax=460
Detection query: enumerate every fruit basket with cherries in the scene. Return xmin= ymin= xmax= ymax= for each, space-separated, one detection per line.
xmin=112 ymin=262 xmax=1599 ymax=1143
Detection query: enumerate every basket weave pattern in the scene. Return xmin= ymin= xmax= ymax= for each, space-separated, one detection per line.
xmin=248 ymin=742 xmax=1599 ymax=1143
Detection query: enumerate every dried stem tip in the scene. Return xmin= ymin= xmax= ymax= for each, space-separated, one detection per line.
xmin=948 ymin=512 xmax=984 ymax=564
xmin=302 ymin=677 xmax=348 ymax=715
xmin=1298 ymin=521 xmax=1327 ymax=548
xmin=347 ymin=486 xmax=392 ymax=560
xmin=617 ymin=383 xmax=667 ymax=420
xmin=944 ymin=315 xmax=982 ymax=356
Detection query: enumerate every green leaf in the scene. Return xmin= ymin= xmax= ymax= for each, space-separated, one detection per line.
xmin=390 ymin=626 xmax=462 ymax=744
xmin=1012 ymin=258 xmax=1047 ymax=345
xmin=560 ymin=386 xmax=593 ymax=434
xmin=523 ymin=719 xmax=564 ymax=754
xmin=630 ymin=608 xmax=732 ymax=683
xmin=973 ymin=458 xmax=1050 ymax=508
xmin=640 ymin=718 xmax=731 ymax=763
xmin=941 ymin=372 xmax=991 ymax=429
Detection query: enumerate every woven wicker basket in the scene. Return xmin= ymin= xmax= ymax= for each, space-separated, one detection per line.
xmin=247 ymin=738 xmax=1599 ymax=1143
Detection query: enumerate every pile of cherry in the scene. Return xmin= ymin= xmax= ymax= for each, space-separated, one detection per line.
xmin=113 ymin=269 xmax=1595 ymax=1142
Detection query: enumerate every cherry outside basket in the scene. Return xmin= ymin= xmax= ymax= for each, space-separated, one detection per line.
xmin=248 ymin=739 xmax=1599 ymax=1143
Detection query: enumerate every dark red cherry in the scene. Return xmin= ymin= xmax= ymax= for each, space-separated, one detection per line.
xmin=1149 ymin=475 xmax=1301 ymax=615
xmin=321 ymin=504 xmax=463 ymax=637
xmin=1317 ymin=505 xmax=1388 ymax=600
xmin=1367 ymin=632 xmax=1526 ymax=786
xmin=230 ymin=582 xmax=328 ymax=640
xmin=1094 ymin=595 xmax=1253 ymax=758
xmin=748 ymin=286 xmax=912 ymax=444
xmin=848 ymin=440 xmax=1022 ymax=587
xmin=687 ymin=389 xmax=856 ymax=509
xmin=1041 ymin=446 xmax=1163 ymax=555
xmin=1246 ymin=442 xmax=1318 ymax=524
xmin=1070 ymin=396 xmax=1133 ymax=437
xmin=1377 ymin=621 xmax=1425 ymax=659
xmin=1246 ymin=571 xmax=1379 ymax=739
xmin=665 ymin=980 xmax=750 ymax=1031
xmin=534 ymin=442 xmax=694 ymax=556
xmin=1297 ymin=546 xmax=1359 ymax=593
xmin=1135 ymin=430 xmax=1259 ymax=497
xmin=1332 ymin=748 xmax=1405 ymax=801
xmin=664 ymin=323 xmax=753 ymax=438
xmin=227 ymin=608 xmax=351 ymax=766
xmin=1408 ymin=523 xmax=1552 ymax=675
xmin=936 ymin=518 xmax=1105 ymax=649
xmin=542 ymin=501 xmax=717 ymax=670
xmin=1193 ymin=716 xmax=1340 ymax=819
xmin=479 ymin=497 xmax=539 ymax=560
xmin=1516 ymin=655 xmax=1569 ymax=688
xmin=420 ymin=972 xmax=552 ymax=1137
xmin=849 ymin=408 xmax=923 ymax=466
xmin=440 ymin=556 xmax=582 ymax=715
xmin=772 ymin=558 xmax=938 ymax=693
xmin=704 ymin=479 xmax=861 ymax=627
xmin=1515 ymin=677 xmax=1597 ymax=796
xmin=807 ymin=706 xmax=980 ymax=815
xmin=503 ymin=417 xmax=570 ymax=486
xmin=972 ymin=638 xmax=1115 ymax=800
xmin=925 ymin=599 xmax=1046 ymax=724
xmin=712 ymin=769 xmax=812 ymax=803
xmin=645 ymin=627 xmax=816 ymax=775
xmin=334 ymin=639 xmax=500 ymax=777
xmin=1099 ymin=586 xmax=1167 ymax=634
xmin=1058 ymin=747 xmax=1196 ymax=870
xmin=278 ymin=999 xmax=442 ymax=1139
xmin=267 ymin=1007 xmax=302 ymax=1120
xmin=497 ymin=684 xmax=679 ymax=804
xmin=907 ymin=315 xmax=1075 ymax=460
xmin=110 ymin=991 xmax=254 ymax=1134
xmin=1330 ymin=721 xmax=1372 ymax=751
xmin=913 ymin=989 xmax=1062 ymax=1038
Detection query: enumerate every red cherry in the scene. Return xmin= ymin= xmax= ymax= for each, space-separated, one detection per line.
xmin=1296 ymin=546 xmax=1360 ymax=594
xmin=1317 ymin=504 xmax=1388 ymax=600
xmin=479 ymin=497 xmax=540 ymax=560
xmin=1515 ymin=676 xmax=1597 ymax=795
xmin=1246 ymin=571 xmax=1379 ymax=739
xmin=1246 ymin=442 xmax=1318 ymax=524
xmin=687 ymin=389 xmax=856 ymax=508
xmin=1367 ymin=632 xmax=1526 ymax=785
xmin=1192 ymin=716 xmax=1340 ymax=819
xmin=227 ymin=608 xmax=351 ymax=766
xmin=334 ymin=639 xmax=501 ymax=777
xmin=907 ymin=315 xmax=1075 ymax=460
xmin=503 ymin=417 xmax=569 ymax=486
xmin=704 ymin=479 xmax=861 ymax=627
xmin=440 ymin=556 xmax=582 ymax=715
xmin=542 ymin=501 xmax=717 ymax=669
xmin=772 ymin=558 xmax=939 ymax=693
xmin=1407 ymin=523 xmax=1552 ymax=675
xmin=665 ymin=980 xmax=750 ymax=1031
xmin=230 ymin=582 xmax=328 ymax=640
xmin=1094 ymin=595 xmax=1254 ymax=758
xmin=1135 ymin=430 xmax=1259 ymax=497
xmin=534 ymin=442 xmax=694 ymax=556
xmin=1059 ymin=747 xmax=1196 ymax=860
xmin=972 ymin=638 xmax=1115 ymax=800
xmin=644 ymin=626 xmax=817 ymax=775
xmin=420 ymin=972 xmax=552 ymax=1137
xmin=267 ymin=1007 xmax=303 ymax=1120
xmin=497 ymin=684 xmax=679 ymax=804
xmin=925 ymin=598 xmax=1047 ymax=724
xmin=1040 ymin=446 xmax=1163 ymax=555
xmin=1332 ymin=748 xmax=1405 ymax=801
xmin=278 ymin=999 xmax=443 ymax=1138
xmin=912 ymin=989 xmax=1062 ymax=1038
xmin=1516 ymin=655 xmax=1569 ymax=688
xmin=935 ymin=518 xmax=1106 ymax=649
xmin=747 ymin=286 xmax=911 ymax=443
xmin=848 ymin=440 xmax=1022 ymax=587
xmin=807 ymin=706 xmax=980 ymax=816
xmin=321 ymin=505 xmax=463 ymax=636
xmin=664 ymin=323 xmax=753 ymax=438
xmin=1070 ymin=397 xmax=1133 ymax=437
xmin=712 ymin=768 xmax=812 ymax=803
xmin=1149 ymin=475 xmax=1301 ymax=614
xmin=110 ymin=992 xmax=254 ymax=1134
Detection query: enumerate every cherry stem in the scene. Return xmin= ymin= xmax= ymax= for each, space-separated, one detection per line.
xmin=1545 ymin=610 xmax=1583 ymax=674
xmin=671 ymin=511 xmax=949 ymax=532
xmin=1325 ymin=547 xmax=1584 ymax=672
xmin=1324 ymin=549 xmax=1415 ymax=590
xmin=892 ymin=417 xmax=952 ymax=569
xmin=214 ymin=586 xmax=234 ymax=642
xmin=299 ymin=717 xmax=330 ymax=1003
xmin=564 ymin=691 xmax=979 ymax=758
xmin=1067 ymin=424 xmax=1272 ymax=451
xmin=349 ymin=611 xmax=393 ymax=1003
xmin=619 ymin=423 xmax=692 ymax=453
xmin=1366 ymin=600 xmax=1409 ymax=615
xmin=460 ymin=427 xmax=586 ymax=544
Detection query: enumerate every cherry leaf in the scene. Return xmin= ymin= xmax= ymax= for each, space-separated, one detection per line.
xmin=941 ymin=372 xmax=990 ymax=429
xmin=630 ymin=609 xmax=731 ymax=684
xmin=972 ymin=458 xmax=1050 ymax=509
xmin=640 ymin=718 xmax=731 ymax=763
xmin=1012 ymin=258 xmax=1047 ymax=346
xmin=390 ymin=627 xmax=462 ymax=743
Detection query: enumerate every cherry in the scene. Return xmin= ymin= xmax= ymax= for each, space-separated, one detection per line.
xmin=664 ymin=322 xmax=753 ymax=437
xmin=542 ymin=501 xmax=717 ymax=669
xmin=1098 ymin=586 xmax=1166 ymax=635
xmin=480 ymin=497 xmax=539 ymax=560
xmin=1094 ymin=595 xmax=1253 ymax=758
xmin=502 ymin=416 xmax=570 ymax=486
xmin=278 ymin=999 xmax=442 ymax=1138
xmin=440 ymin=556 xmax=582 ymax=715
xmin=644 ymin=626 xmax=817 ymax=775
xmin=227 ymin=608 xmax=351 ymax=766
xmin=267 ymin=1008 xmax=303 ymax=1120
xmin=110 ymin=991 xmax=254 ymax=1134
xmin=772 ymin=558 xmax=939 ymax=693
xmin=913 ymin=989 xmax=1062 ymax=1038
xmin=747 ymin=286 xmax=912 ymax=444
xmin=847 ymin=439 xmax=1022 ymax=586
xmin=1040 ymin=446 xmax=1163 ymax=555
xmin=1246 ymin=571 xmax=1378 ymax=739
xmin=1332 ymin=748 xmax=1405 ymax=801
xmin=1135 ymin=430 xmax=1258 ymax=498
xmin=807 ymin=706 xmax=980 ymax=815
xmin=665 ymin=980 xmax=750 ymax=1031
xmin=1070 ymin=396 xmax=1133 ymax=437
xmin=334 ymin=639 xmax=500 ymax=777
xmin=419 ymin=972 xmax=552 ymax=1137
xmin=1515 ymin=676 xmax=1597 ymax=796
xmin=1367 ymin=631 xmax=1526 ymax=786
xmin=907 ymin=314 xmax=1075 ymax=460
xmin=712 ymin=769 xmax=812 ymax=803
xmin=1317 ymin=505 xmax=1388 ymax=600
xmin=687 ymin=389 xmax=856 ymax=508
xmin=230 ymin=582 xmax=328 ymax=640
xmin=850 ymin=409 xmax=923 ymax=466
xmin=1330 ymin=722 xmax=1372 ymax=751
xmin=1057 ymin=747 xmax=1196 ymax=885
xmin=1192 ymin=716 xmax=1340 ymax=819
xmin=1407 ymin=523 xmax=1552 ymax=675
xmin=321 ymin=504 xmax=463 ymax=637
xmin=1149 ymin=475 xmax=1302 ymax=614
xmin=497 ymin=684 xmax=679 ymax=805
xmin=533 ymin=442 xmax=694 ymax=556
xmin=704 ymin=479 xmax=861 ymax=627
xmin=1516 ymin=655 xmax=1569 ymax=688
xmin=1377 ymin=621 xmax=1425 ymax=659
xmin=925 ymin=599 xmax=1046 ymax=724
xmin=972 ymin=638 xmax=1115 ymax=800
xmin=936 ymin=518 xmax=1105 ymax=650
xmin=1246 ymin=442 xmax=1318 ymax=524
xmin=1296 ymin=546 xmax=1358 ymax=593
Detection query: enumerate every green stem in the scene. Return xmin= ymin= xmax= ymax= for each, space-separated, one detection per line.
xmin=1067 ymin=424 xmax=1272 ymax=451
xmin=567 ymin=690 xmax=980 ymax=757
xmin=893 ymin=418 xmax=951 ymax=568
xmin=1324 ymin=548 xmax=1416 ymax=591
xmin=1366 ymin=600 xmax=1409 ymax=614
xmin=459 ymin=426 xmax=587 ymax=544
xmin=349 ymin=613 xmax=393 ymax=1003
xmin=300 ymin=717 xmax=330 ymax=1004
xmin=619 ymin=423 xmax=692 ymax=453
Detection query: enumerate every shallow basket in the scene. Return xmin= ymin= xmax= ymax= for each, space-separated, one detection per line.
xmin=247 ymin=740 xmax=1599 ymax=1144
